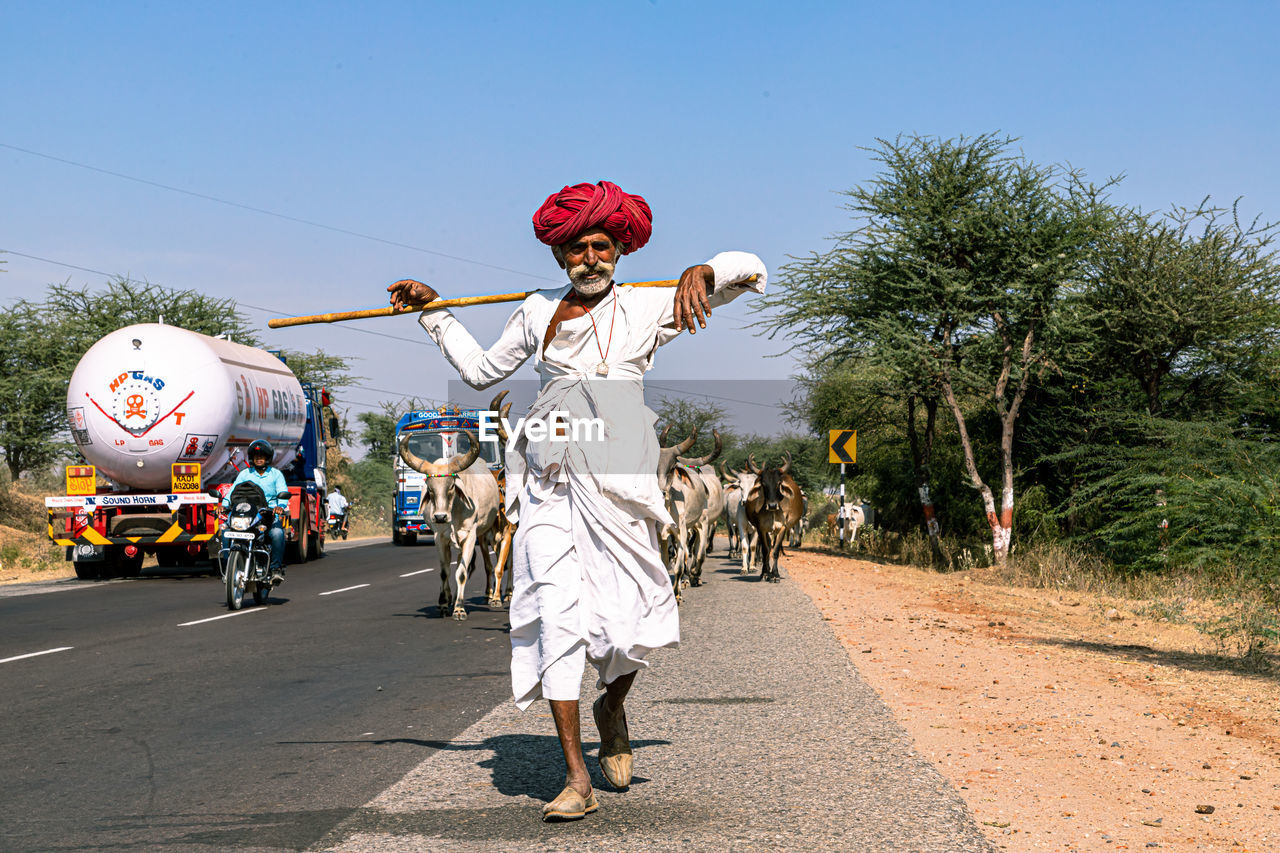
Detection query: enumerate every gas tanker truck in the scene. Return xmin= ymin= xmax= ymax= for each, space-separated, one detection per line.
xmin=45 ymin=323 xmax=334 ymax=579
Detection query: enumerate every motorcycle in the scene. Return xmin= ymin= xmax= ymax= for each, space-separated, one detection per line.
xmin=326 ymin=508 xmax=349 ymax=541
xmin=220 ymin=483 xmax=291 ymax=610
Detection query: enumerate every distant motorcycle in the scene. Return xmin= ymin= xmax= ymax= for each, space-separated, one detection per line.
xmin=326 ymin=509 xmax=349 ymax=541
xmin=220 ymin=483 xmax=291 ymax=610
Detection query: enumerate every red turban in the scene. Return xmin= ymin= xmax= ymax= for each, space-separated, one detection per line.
xmin=532 ymin=181 xmax=653 ymax=254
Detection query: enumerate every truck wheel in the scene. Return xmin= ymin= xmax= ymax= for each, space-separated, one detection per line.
xmin=225 ymin=551 xmax=247 ymax=610
xmin=73 ymin=561 xmax=99 ymax=580
xmin=404 ymin=532 xmax=418 ymax=546
xmin=392 ymin=529 xmax=403 ymax=546
xmin=311 ymin=530 xmax=324 ymax=559
xmin=289 ymin=511 xmax=310 ymax=563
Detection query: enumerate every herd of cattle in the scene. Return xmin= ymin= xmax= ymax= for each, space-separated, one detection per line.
xmin=395 ymin=391 xmax=812 ymax=620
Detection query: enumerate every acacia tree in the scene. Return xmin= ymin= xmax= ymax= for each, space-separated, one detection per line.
xmin=1085 ymin=201 xmax=1280 ymax=419
xmin=766 ymin=134 xmax=1115 ymax=565
xmin=0 ymin=300 xmax=73 ymax=481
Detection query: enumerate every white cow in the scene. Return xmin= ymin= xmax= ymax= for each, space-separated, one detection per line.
xmin=733 ymin=468 xmax=760 ymax=575
xmin=398 ymin=431 xmax=500 ymax=621
xmin=656 ymin=427 xmax=700 ymax=602
xmin=720 ymin=461 xmax=743 ymax=557
xmin=677 ymin=432 xmax=723 ymax=587
xmin=837 ymin=501 xmax=867 ymax=547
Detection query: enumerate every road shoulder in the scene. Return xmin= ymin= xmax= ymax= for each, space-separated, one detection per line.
xmin=787 ymin=548 xmax=1280 ymax=852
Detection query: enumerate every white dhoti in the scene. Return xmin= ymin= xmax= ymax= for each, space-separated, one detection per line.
xmin=510 ymin=472 xmax=679 ymax=709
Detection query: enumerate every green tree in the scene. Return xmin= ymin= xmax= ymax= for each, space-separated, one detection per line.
xmin=0 ymin=299 xmax=72 ymax=480
xmin=652 ymin=396 xmax=735 ymax=460
xmin=51 ymin=277 xmax=260 ymax=352
xmin=1084 ymin=201 xmax=1280 ymax=419
xmin=357 ymin=405 xmax=401 ymax=458
xmin=765 ymin=134 xmax=1117 ymax=565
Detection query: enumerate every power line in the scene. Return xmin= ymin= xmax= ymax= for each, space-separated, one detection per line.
xmin=0 ymin=141 xmax=561 ymax=283
xmin=0 ymin=142 xmax=757 ymax=322
xmin=646 ymin=383 xmax=795 ymax=411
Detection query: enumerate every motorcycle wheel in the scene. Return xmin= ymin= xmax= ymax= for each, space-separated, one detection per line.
xmin=225 ymin=550 xmax=247 ymax=611
xmin=253 ymin=581 xmax=270 ymax=606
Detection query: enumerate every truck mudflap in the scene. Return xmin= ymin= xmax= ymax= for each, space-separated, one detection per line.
xmin=45 ymin=493 xmax=220 ymax=548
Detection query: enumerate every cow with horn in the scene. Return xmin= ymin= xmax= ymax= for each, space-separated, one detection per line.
xmin=655 ymin=424 xmax=702 ymax=600
xmin=398 ymin=429 xmax=501 ymax=620
xmin=387 ymin=179 xmax=766 ymax=821
xmin=487 ymin=389 xmax=517 ymax=606
xmin=727 ymin=463 xmax=760 ymax=574
xmin=744 ymin=452 xmax=804 ymax=583
xmin=720 ymin=462 xmax=740 ymax=557
xmin=676 ymin=430 xmax=723 ymax=587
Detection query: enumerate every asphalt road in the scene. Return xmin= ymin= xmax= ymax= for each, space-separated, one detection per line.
xmin=0 ymin=541 xmax=995 ymax=853
xmin=0 ymin=540 xmax=513 ymax=853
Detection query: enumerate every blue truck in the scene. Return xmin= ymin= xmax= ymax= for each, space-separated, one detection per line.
xmin=392 ymin=406 xmax=502 ymax=545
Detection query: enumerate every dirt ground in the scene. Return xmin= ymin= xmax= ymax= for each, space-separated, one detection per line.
xmin=786 ymin=547 xmax=1280 ymax=852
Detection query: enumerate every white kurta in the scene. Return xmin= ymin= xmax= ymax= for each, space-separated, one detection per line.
xmin=419 ymin=251 xmax=767 ymax=709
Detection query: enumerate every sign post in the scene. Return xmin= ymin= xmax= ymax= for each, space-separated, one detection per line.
xmin=828 ymin=430 xmax=857 ymax=548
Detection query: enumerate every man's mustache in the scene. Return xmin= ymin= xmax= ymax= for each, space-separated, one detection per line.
xmin=568 ymin=260 xmax=615 ymax=282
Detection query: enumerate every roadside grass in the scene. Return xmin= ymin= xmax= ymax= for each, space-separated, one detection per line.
xmin=800 ymin=525 xmax=1280 ymax=673
xmin=346 ymin=511 xmax=390 ymax=540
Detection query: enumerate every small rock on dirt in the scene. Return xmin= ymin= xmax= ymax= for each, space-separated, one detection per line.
xmin=1195 ymin=804 xmax=1215 ymax=814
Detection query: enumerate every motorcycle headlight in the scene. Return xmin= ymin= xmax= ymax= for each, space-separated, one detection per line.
xmin=229 ymin=516 xmax=252 ymax=531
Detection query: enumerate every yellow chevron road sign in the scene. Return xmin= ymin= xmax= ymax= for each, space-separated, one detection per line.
xmin=828 ymin=430 xmax=857 ymax=464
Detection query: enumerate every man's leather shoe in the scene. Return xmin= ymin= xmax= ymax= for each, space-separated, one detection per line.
xmin=541 ymin=786 xmax=597 ymax=821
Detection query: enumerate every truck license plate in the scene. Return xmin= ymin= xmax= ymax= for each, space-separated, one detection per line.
xmin=223 ymin=531 xmax=255 ymax=540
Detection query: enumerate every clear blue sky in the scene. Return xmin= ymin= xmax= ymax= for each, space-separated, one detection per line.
xmin=3 ymin=1 xmax=1277 ymax=444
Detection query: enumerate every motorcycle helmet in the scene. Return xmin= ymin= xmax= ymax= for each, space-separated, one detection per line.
xmin=248 ymin=439 xmax=273 ymax=466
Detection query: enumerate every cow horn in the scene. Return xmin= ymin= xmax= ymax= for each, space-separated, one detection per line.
xmin=660 ymin=424 xmax=697 ymax=453
xmin=718 ymin=460 xmax=736 ymax=484
xmin=446 ymin=430 xmax=482 ymax=475
xmin=746 ymin=453 xmax=761 ymax=474
xmin=487 ymin=389 xmax=511 ymax=443
xmin=779 ymin=450 xmax=793 ymax=476
xmin=676 ymin=425 xmax=698 ymax=454
xmin=398 ymin=434 xmax=446 ymax=477
xmin=497 ymin=402 xmax=512 ymax=442
xmin=487 ymin=389 xmax=508 ymax=416
xmin=678 ymin=429 xmax=722 ymax=467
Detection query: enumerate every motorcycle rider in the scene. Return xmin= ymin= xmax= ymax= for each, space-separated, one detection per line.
xmin=326 ymin=485 xmax=350 ymax=537
xmin=222 ymin=439 xmax=289 ymax=583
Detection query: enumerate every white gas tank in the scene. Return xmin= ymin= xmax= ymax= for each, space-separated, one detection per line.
xmin=67 ymin=324 xmax=308 ymax=491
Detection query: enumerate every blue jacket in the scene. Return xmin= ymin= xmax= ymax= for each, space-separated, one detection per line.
xmin=223 ymin=466 xmax=290 ymax=510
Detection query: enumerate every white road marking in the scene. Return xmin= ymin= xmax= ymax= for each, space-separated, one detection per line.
xmin=178 ymin=609 xmax=266 ymax=627
xmin=0 ymin=646 xmax=74 ymax=665
xmin=399 ymin=568 xmax=434 ymax=577
xmin=319 ymin=584 xmax=371 ymax=596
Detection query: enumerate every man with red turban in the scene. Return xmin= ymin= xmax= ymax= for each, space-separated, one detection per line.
xmin=388 ymin=181 xmax=765 ymax=822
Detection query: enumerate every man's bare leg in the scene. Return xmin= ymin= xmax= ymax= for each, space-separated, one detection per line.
xmin=549 ymin=699 xmax=592 ymax=797
xmin=603 ymin=670 xmax=636 ymax=715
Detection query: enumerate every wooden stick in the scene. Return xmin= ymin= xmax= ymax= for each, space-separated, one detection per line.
xmin=267 ymin=276 xmax=757 ymax=329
